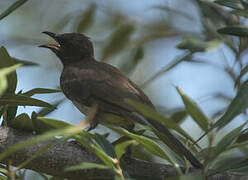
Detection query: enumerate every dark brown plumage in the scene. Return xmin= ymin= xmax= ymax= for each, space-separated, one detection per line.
xmin=40 ymin=31 xmax=203 ymax=169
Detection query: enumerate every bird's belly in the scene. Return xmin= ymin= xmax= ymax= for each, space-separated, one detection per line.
xmin=72 ymin=101 xmax=90 ymax=115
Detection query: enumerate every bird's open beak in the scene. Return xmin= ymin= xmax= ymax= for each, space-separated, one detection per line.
xmin=39 ymin=31 xmax=60 ymax=51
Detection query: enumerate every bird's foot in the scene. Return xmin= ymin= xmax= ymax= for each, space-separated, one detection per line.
xmin=86 ymin=103 xmax=99 ymax=131
xmin=87 ymin=119 xmax=98 ymax=131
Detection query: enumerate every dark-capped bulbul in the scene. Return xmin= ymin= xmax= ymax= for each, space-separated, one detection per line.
xmin=40 ymin=31 xmax=203 ymax=169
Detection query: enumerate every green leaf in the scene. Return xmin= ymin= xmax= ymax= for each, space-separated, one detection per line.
xmin=0 ymin=174 xmax=7 ymax=180
xmin=214 ymin=0 xmax=244 ymax=10
xmin=32 ymin=114 xmax=72 ymax=133
xmin=0 ymin=64 xmax=21 ymax=97
xmin=231 ymin=9 xmax=248 ymax=18
xmin=8 ymin=113 xmax=34 ymax=131
xmin=76 ymin=4 xmax=96 ymax=33
xmin=125 ymin=99 xmax=197 ymax=145
xmin=236 ymin=128 xmax=248 ymax=143
xmin=110 ymin=127 xmax=173 ymax=163
xmin=94 ymin=133 xmax=116 ymax=158
xmin=176 ymin=87 xmax=209 ymax=132
xmin=90 ymin=144 xmax=116 ymax=170
xmin=211 ymin=156 xmax=248 ymax=175
xmin=4 ymin=106 xmax=18 ymax=126
xmin=0 ymin=94 xmax=55 ymax=109
xmin=218 ymin=26 xmax=248 ymax=37
xmin=0 ymin=76 xmax=7 ymax=98
xmin=0 ymin=64 xmax=22 ymax=77
xmin=114 ymin=140 xmax=136 ymax=160
xmin=65 ymin=162 xmax=110 ymax=171
xmin=101 ymin=23 xmax=135 ymax=61
xmin=207 ymin=124 xmax=245 ymax=163
xmin=75 ymin=133 xmax=117 ymax=171
xmin=216 ymin=124 xmax=244 ymax=152
xmin=215 ymin=81 xmax=248 ymax=129
xmin=0 ymin=0 xmax=29 ymax=20
xmin=22 ymin=88 xmax=61 ymax=96
xmin=0 ymin=47 xmax=19 ymax=94
xmin=37 ymin=99 xmax=64 ymax=117
xmin=170 ymin=110 xmax=187 ymax=124
xmin=12 ymin=57 xmax=39 ymax=66
xmin=235 ymin=65 xmax=248 ymax=87
xmin=177 ymin=37 xmax=220 ymax=52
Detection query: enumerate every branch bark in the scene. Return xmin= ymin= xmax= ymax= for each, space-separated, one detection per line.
xmin=0 ymin=126 xmax=246 ymax=180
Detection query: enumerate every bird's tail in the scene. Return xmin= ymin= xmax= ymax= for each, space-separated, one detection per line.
xmin=124 ymin=113 xmax=203 ymax=169
xmin=146 ymin=117 xmax=203 ymax=169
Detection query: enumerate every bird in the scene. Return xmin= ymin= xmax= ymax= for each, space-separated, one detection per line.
xmin=39 ymin=31 xmax=203 ymax=169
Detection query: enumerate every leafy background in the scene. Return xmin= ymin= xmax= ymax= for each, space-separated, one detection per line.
xmin=1 ymin=0 xmax=248 ymax=179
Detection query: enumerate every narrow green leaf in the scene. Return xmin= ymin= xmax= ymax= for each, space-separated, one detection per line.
xmin=9 ymin=113 xmax=34 ymax=131
xmin=125 ymin=99 xmax=197 ymax=145
xmin=212 ymin=156 xmax=248 ymax=175
xmin=4 ymin=106 xmax=18 ymax=125
xmin=231 ymin=9 xmax=248 ymax=18
xmin=101 ymin=23 xmax=135 ymax=61
xmin=216 ymin=124 xmax=244 ymax=152
xmin=0 ymin=76 xmax=7 ymax=98
xmin=76 ymin=4 xmax=96 ymax=33
xmin=22 ymin=88 xmax=61 ymax=96
xmin=37 ymin=117 xmax=72 ymax=128
xmin=0 ymin=64 xmax=21 ymax=97
xmin=215 ymin=81 xmax=248 ymax=129
xmin=37 ymin=99 xmax=64 ymax=117
xmin=218 ymin=26 xmax=248 ymax=37
xmin=236 ymin=128 xmax=248 ymax=143
xmin=206 ymin=124 xmax=245 ymax=164
xmin=214 ymin=0 xmax=244 ymax=10
xmin=176 ymin=87 xmax=209 ymax=132
xmin=94 ymin=133 xmax=116 ymax=158
xmin=73 ymin=133 xmax=117 ymax=171
xmin=0 ymin=174 xmax=7 ymax=180
xmin=91 ymin=144 xmax=116 ymax=170
xmin=65 ymin=162 xmax=110 ymax=171
xmin=177 ymin=37 xmax=220 ymax=52
xmin=0 ymin=47 xmax=19 ymax=94
xmin=0 ymin=0 xmax=29 ymax=20
xmin=114 ymin=140 xmax=136 ymax=160
xmin=235 ymin=65 xmax=248 ymax=87
xmin=170 ymin=110 xmax=187 ymax=124
xmin=111 ymin=127 xmax=173 ymax=163
xmin=0 ymin=64 xmax=22 ymax=77
xmin=0 ymin=94 xmax=55 ymax=109
xmin=32 ymin=115 xmax=72 ymax=133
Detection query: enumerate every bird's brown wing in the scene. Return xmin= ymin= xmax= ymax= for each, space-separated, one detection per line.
xmin=61 ymin=63 xmax=153 ymax=115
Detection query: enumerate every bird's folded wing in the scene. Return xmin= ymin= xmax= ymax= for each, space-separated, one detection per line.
xmin=62 ymin=66 xmax=153 ymax=114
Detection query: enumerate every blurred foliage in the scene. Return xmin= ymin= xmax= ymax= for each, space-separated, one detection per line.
xmin=1 ymin=0 xmax=248 ymax=179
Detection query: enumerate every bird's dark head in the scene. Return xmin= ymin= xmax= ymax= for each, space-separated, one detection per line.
xmin=40 ymin=31 xmax=94 ymax=65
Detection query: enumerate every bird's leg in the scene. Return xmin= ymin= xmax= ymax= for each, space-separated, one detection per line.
xmin=86 ymin=103 xmax=99 ymax=131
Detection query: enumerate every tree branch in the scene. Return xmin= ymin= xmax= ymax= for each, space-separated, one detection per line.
xmin=0 ymin=126 xmax=246 ymax=180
